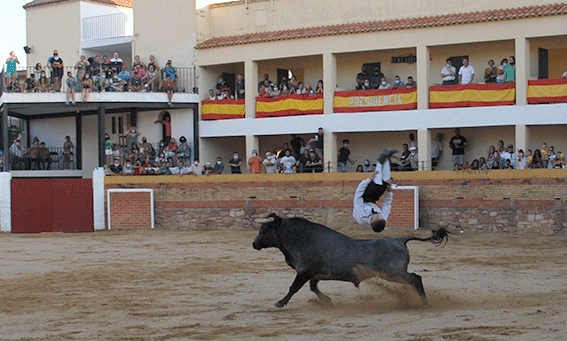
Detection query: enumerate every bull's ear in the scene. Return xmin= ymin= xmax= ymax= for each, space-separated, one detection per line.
xmin=268 ymin=213 xmax=282 ymax=228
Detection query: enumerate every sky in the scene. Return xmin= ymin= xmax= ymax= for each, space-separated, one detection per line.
xmin=0 ymin=0 xmax=233 ymax=68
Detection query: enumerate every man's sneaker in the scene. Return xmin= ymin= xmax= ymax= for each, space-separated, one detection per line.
xmin=72 ymin=101 xmax=76 ymax=105
xmin=65 ymin=101 xmax=70 ymax=105
xmin=378 ymin=148 xmax=398 ymax=164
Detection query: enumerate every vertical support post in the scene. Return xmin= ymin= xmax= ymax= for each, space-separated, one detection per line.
xmin=0 ymin=172 xmax=12 ymax=232
xmin=92 ymin=168 xmax=106 ymax=231
xmin=244 ymin=60 xmax=258 ymax=119
xmin=515 ymin=37 xmax=530 ymax=106
xmin=130 ymin=109 xmax=137 ymax=127
xmin=417 ymin=45 xmax=430 ymax=110
xmin=75 ymin=113 xmax=82 ymax=170
xmin=515 ymin=124 xmax=529 ymax=157
xmin=98 ymin=105 xmax=106 ymax=167
xmin=25 ymin=118 xmax=31 ymax=147
xmin=193 ymin=103 xmax=199 ymax=159
xmin=2 ymin=104 xmax=10 ymax=171
xmin=323 ymin=132 xmax=337 ymax=173
xmin=417 ymin=129 xmax=432 ymax=171
xmin=245 ymin=135 xmax=259 ymax=173
xmin=323 ymin=52 xmax=337 ymax=115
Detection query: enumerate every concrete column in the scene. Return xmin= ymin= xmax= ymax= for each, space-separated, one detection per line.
xmin=323 ymin=132 xmax=338 ymax=173
xmin=0 ymin=172 xmax=12 ymax=232
xmin=97 ymin=105 xmax=106 ymax=167
xmin=417 ymin=129 xmax=432 ymax=171
xmin=2 ymin=104 xmax=10 ymax=171
xmin=323 ymin=52 xmax=337 ymax=114
xmin=515 ymin=124 xmax=530 ymax=155
xmin=245 ymin=60 xmax=258 ymax=119
xmin=416 ymin=45 xmax=430 ymax=110
xmin=515 ymin=37 xmax=531 ymax=106
xmin=245 ymin=135 xmax=259 ymax=174
xmin=92 ymin=168 xmax=106 ymax=231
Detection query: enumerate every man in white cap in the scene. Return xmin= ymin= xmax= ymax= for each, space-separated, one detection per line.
xmin=409 ymin=146 xmax=419 ymax=171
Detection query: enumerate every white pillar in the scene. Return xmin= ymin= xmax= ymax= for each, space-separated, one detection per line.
xmin=417 ymin=129 xmax=432 ymax=171
xmin=245 ymin=60 xmax=258 ymax=119
xmin=0 ymin=172 xmax=12 ymax=232
xmin=323 ymin=52 xmax=337 ymax=115
xmin=92 ymin=168 xmax=106 ymax=231
xmin=515 ymin=124 xmax=530 ymax=155
xmin=245 ymin=135 xmax=259 ymax=173
xmin=515 ymin=37 xmax=530 ymax=106
xmin=323 ymin=132 xmax=337 ymax=173
xmin=417 ymin=45 xmax=430 ymax=110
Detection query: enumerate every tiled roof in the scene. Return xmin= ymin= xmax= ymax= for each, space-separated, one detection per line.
xmin=23 ymin=0 xmax=132 ymax=9
xmin=196 ymin=3 xmax=567 ymax=49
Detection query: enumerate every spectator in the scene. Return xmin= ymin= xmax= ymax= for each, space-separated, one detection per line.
xmin=499 ymin=144 xmax=516 ymax=169
xmin=298 ymin=149 xmax=310 ymax=173
xmin=554 ymin=152 xmax=565 ymax=168
xmin=484 ymin=59 xmax=497 ymax=83
xmin=431 ymin=133 xmax=443 ymax=170
xmin=37 ymin=142 xmax=52 ymax=170
xmin=164 ymin=60 xmax=177 ymax=83
xmin=370 ymin=66 xmax=385 ymax=89
xmin=148 ymin=55 xmax=159 ymax=74
xmin=132 ymin=55 xmax=146 ymax=71
xmin=212 ymin=157 xmax=224 ymax=174
xmin=227 ymin=152 xmax=242 ymax=174
xmin=10 ymin=137 xmax=25 ymax=170
xmin=362 ymin=159 xmax=372 ymax=172
xmin=562 ymin=70 xmax=567 ymax=80
xmin=125 ymin=126 xmax=141 ymax=154
xmin=179 ymin=161 xmax=192 ymax=175
xmin=541 ymin=143 xmax=549 ymax=168
xmin=408 ymin=133 xmax=417 ymax=149
xmin=258 ymin=73 xmax=272 ymax=90
xmin=163 ymin=72 xmax=175 ymax=106
xmin=25 ymin=74 xmax=39 ymax=92
xmin=155 ymin=151 xmax=167 ymax=166
xmin=101 ymin=55 xmax=112 ymax=80
xmin=490 ymin=161 xmax=500 ymax=170
xmin=220 ymin=87 xmax=235 ymax=100
xmin=108 ymin=71 xmax=122 ymax=92
xmin=307 ymin=127 xmax=324 ymax=158
xmin=290 ymin=134 xmax=305 ymax=159
xmin=33 ymin=63 xmax=43 ymax=80
xmin=47 ymin=50 xmax=64 ymax=92
xmin=526 ymin=149 xmax=533 ymax=166
xmin=236 ymin=74 xmax=245 ymax=99
xmin=175 ymin=136 xmax=191 ymax=164
xmin=529 ymin=149 xmax=544 ymax=169
xmin=104 ymin=133 xmax=112 ymax=166
xmin=154 ymin=112 xmax=172 ymax=144
xmin=409 ymin=146 xmax=419 ymax=171
xmin=280 ymin=149 xmax=297 ymax=174
xmin=304 ymin=150 xmax=323 ymax=173
xmin=263 ymin=152 xmax=277 ymax=174
xmin=496 ymin=58 xmax=507 ymax=84
xmin=516 ymin=149 xmax=527 ymax=170
xmin=216 ymin=75 xmax=228 ymax=93
xmin=90 ymin=55 xmax=102 ymax=91
xmin=155 ymin=161 xmax=172 ymax=175
xmin=203 ymin=162 xmax=213 ymax=175
xmin=207 ymin=89 xmax=217 ymax=100
xmin=396 ymin=143 xmax=412 ymax=171
xmin=338 ymin=139 xmax=354 ymax=173
xmin=110 ymin=51 xmax=124 ymax=74
xmin=315 ymin=80 xmax=324 ymax=94
xmin=128 ymin=142 xmax=140 ymax=164
xmin=305 ymin=83 xmax=314 ymax=95
xmin=441 ymin=58 xmax=457 ymax=85
xmin=122 ymin=160 xmax=135 ymax=175
xmin=189 ymin=158 xmax=204 ymax=175
xmin=462 ymin=160 xmax=471 ymax=170
xmin=63 ymin=136 xmax=74 ymax=169
xmin=487 ymin=145 xmax=500 ymax=170
xmin=392 ymin=75 xmax=404 ymax=88
xmin=497 ymin=140 xmax=506 ymax=155
xmin=458 ymin=58 xmax=475 ymax=85
xmin=356 ymin=66 xmax=369 ymax=89
xmin=38 ymin=70 xmax=51 ymax=92
xmin=81 ymin=74 xmax=93 ymax=102
xmin=65 ymin=71 xmax=79 ymax=105
xmin=378 ymin=77 xmax=391 ymax=90
xmin=118 ymin=66 xmax=131 ymax=89
xmin=479 ymin=157 xmax=488 ymax=170
xmin=405 ymin=76 xmax=417 ymax=88
xmin=112 ymin=143 xmax=122 ymax=165
xmin=470 ymin=159 xmax=480 ymax=170
xmin=5 ymin=51 xmax=20 ymax=89
xmin=27 ymin=137 xmax=40 ymax=170
xmin=449 ymin=128 xmax=467 ymax=166
xmin=356 ymin=165 xmax=364 ymax=172
xmin=296 ymin=82 xmax=306 ymax=94
xmin=504 ymin=56 xmax=516 ymax=83
xmin=248 ymin=149 xmax=263 ymax=174
xmin=145 ymin=64 xmax=159 ymax=92
xmin=107 ymin=157 xmax=123 ymax=175
xmin=140 ymin=137 xmax=154 ymax=162
xmin=280 ymin=78 xmax=290 ymax=95
xmin=359 ymin=78 xmax=373 ymax=90
xmin=164 ymin=139 xmax=178 ymax=161
xmin=75 ymin=55 xmax=90 ymax=81
xmin=547 ymin=146 xmax=557 ymax=169
xmin=128 ymin=71 xmax=144 ymax=92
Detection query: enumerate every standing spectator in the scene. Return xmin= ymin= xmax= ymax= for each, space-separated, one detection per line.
xmin=431 ymin=133 xmax=443 ymax=170
xmin=236 ymin=74 xmax=245 ymax=99
xmin=370 ymin=66 xmax=385 ymax=89
xmin=529 ymin=149 xmax=544 ymax=169
xmin=75 ymin=55 xmax=90 ymax=81
xmin=409 ymin=146 xmax=419 ymax=171
xmin=449 ymin=128 xmax=467 ymax=166
xmin=227 ymin=152 xmax=242 ymax=174
xmin=504 ymin=56 xmax=516 ymax=83
xmin=63 ymin=136 xmax=74 ymax=169
xmin=104 ymin=133 xmax=113 ymax=166
xmin=90 ymin=55 xmax=102 ymax=90
xmin=27 ymin=137 xmax=40 ymax=170
xmin=408 ymin=133 xmax=417 ymax=149
xmin=356 ymin=66 xmax=369 ymax=89
xmin=101 ymin=55 xmax=112 ymax=80
xmin=65 ymin=71 xmax=79 ymax=105
xmin=163 ymin=74 xmax=175 ymax=107
xmin=296 ymin=82 xmax=306 ymax=94
xmin=280 ymin=149 xmax=297 ymax=174
xmin=338 ymin=139 xmax=354 ymax=173
xmin=298 ymin=149 xmax=310 ymax=173
xmin=125 ymin=126 xmax=140 ymax=154
xmin=216 ymin=75 xmax=228 ymax=93
xmin=154 ymin=113 xmax=172 ymax=144
xmin=541 ymin=143 xmax=549 ymax=168
xmin=112 ymin=143 xmax=122 ymax=165
xmin=496 ymin=58 xmax=507 ymax=84
xmin=145 ymin=64 xmax=159 ymax=92
xmin=248 ymin=149 xmax=263 ymax=174
xmin=47 ymin=50 xmax=64 ymax=92
xmin=441 ymin=58 xmax=457 ymax=85
xmin=290 ymin=134 xmax=304 ymax=159
xmin=189 ymin=158 xmax=204 ymax=175
xmin=307 ymin=127 xmax=324 ymax=159
xmin=212 ymin=157 xmax=224 ymax=174
xmin=500 ymin=144 xmax=516 ymax=169
xmin=5 ymin=51 xmax=20 ymax=89
xmin=405 ymin=76 xmax=417 ymax=88
xmin=38 ymin=142 xmax=52 ymax=170
xmin=10 ymin=137 xmax=25 ymax=170
xmin=314 ymin=80 xmax=323 ymax=94
xmin=484 ymin=59 xmax=497 ymax=83
xmin=81 ymin=74 xmax=93 ymax=102
xmin=487 ymin=145 xmax=500 ymax=170
xmin=110 ymin=52 xmax=124 ymax=74
xmin=547 ymin=146 xmax=557 ymax=169
xmin=392 ymin=75 xmax=405 ymax=88
xmin=516 ymin=149 xmax=527 ymax=170
xmin=304 ymin=150 xmax=323 ymax=173
xmin=305 ymin=83 xmax=315 ymax=95
xmin=378 ymin=77 xmax=391 ymax=89
xmin=458 ymin=58 xmax=475 ymax=85
xmin=263 ymin=152 xmax=277 ymax=174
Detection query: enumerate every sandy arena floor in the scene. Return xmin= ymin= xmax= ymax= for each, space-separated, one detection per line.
xmin=1 ymin=227 xmax=566 ymax=341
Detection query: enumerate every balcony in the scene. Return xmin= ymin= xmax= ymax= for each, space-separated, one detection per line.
xmin=81 ymin=13 xmax=133 ymax=49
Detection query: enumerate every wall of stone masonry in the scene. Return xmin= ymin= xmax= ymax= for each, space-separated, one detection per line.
xmin=105 ymin=169 xmax=567 ymax=234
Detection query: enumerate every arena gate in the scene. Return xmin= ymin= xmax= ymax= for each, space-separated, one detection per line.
xmin=11 ymin=178 xmax=94 ymax=233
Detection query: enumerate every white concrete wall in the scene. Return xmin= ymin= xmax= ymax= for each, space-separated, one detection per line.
xmin=30 ymin=117 xmax=77 ymax=150
xmin=82 ymin=114 xmax=99 ymax=178
xmin=80 ymin=1 xmax=133 ymax=21
xmin=528 ymin=125 xmax=567 ymax=154
xmin=200 ymin=136 xmax=246 ymax=172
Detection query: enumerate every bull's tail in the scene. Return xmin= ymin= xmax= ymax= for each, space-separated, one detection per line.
xmin=399 ymin=228 xmax=451 ymax=247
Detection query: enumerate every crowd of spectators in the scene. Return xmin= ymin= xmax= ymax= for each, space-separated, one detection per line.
xmin=440 ymin=56 xmax=516 ymax=85
xmin=355 ymin=65 xmax=416 ymax=90
xmin=7 ymin=134 xmax=73 ymax=170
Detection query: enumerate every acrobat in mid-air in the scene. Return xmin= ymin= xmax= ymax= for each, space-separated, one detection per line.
xmin=352 ymin=149 xmax=397 ymax=232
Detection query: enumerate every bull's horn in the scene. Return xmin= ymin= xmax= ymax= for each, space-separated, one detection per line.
xmin=255 ymin=217 xmax=275 ymax=223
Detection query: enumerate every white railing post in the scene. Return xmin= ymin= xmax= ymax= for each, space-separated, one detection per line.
xmin=0 ymin=172 xmax=12 ymax=232
xmin=92 ymin=168 xmax=106 ymax=231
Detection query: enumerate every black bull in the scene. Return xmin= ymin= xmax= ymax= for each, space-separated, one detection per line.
xmin=252 ymin=213 xmax=449 ymax=308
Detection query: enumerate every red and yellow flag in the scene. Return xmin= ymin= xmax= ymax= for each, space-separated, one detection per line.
xmin=201 ymin=99 xmax=245 ymax=120
xmin=256 ymin=93 xmax=323 ymax=118
xmin=333 ymin=88 xmax=417 ymax=113
xmin=429 ymin=83 xmax=515 ymax=108
xmin=527 ymin=78 xmax=567 ymax=104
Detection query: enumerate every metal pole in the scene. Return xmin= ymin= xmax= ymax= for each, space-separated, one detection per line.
xmin=76 ymin=113 xmax=82 ymax=170
xmin=2 ymin=104 xmax=10 ymax=171
xmin=193 ymin=103 xmax=199 ymax=159
xmin=98 ymin=105 xmax=106 ymax=167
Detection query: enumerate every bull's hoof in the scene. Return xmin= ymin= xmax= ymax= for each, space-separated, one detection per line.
xmin=319 ymin=296 xmax=333 ymax=308
xmin=275 ymin=301 xmax=286 ymax=308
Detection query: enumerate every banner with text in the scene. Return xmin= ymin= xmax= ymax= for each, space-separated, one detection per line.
xmin=333 ymin=88 xmax=417 ymax=113
xmin=527 ymin=78 xmax=567 ymax=104
xmin=256 ymin=93 xmax=324 ymax=118
xmin=201 ymin=99 xmax=245 ymax=120
xmin=429 ymin=83 xmax=515 ymax=108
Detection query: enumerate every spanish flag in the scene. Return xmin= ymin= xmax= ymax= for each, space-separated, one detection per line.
xmin=334 ymin=88 xmax=417 ymax=113
xmin=527 ymin=78 xmax=567 ymax=104
xmin=429 ymin=83 xmax=515 ymax=108
xmin=201 ymin=99 xmax=245 ymax=120
xmin=256 ymin=93 xmax=323 ymax=118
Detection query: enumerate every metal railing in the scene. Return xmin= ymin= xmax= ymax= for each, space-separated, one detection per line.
xmin=9 ymin=147 xmax=77 ymax=171
xmin=82 ymin=13 xmax=131 ymax=41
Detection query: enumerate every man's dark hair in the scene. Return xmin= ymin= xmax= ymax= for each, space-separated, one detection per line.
xmin=371 ymin=219 xmax=386 ymax=233
xmin=343 ymin=139 xmax=349 ymax=144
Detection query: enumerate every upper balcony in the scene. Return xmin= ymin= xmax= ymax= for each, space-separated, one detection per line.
xmin=81 ymin=12 xmax=133 ymax=50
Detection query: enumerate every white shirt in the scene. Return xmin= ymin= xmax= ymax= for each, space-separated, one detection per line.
xmin=500 ymin=151 xmax=516 ymax=168
xmin=459 ymin=65 xmax=475 ymax=84
xmin=263 ymin=157 xmax=277 ymax=174
xmin=352 ymin=178 xmax=394 ymax=228
xmin=431 ymin=139 xmax=443 ymax=158
xmin=441 ymin=65 xmax=456 ymax=81
xmin=281 ymin=156 xmax=296 ymax=174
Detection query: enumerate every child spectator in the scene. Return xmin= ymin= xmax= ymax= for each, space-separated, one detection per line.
xmin=154 ymin=113 xmax=172 ymax=144
xmin=163 ymin=74 xmax=175 ymax=107
xmin=315 ymin=80 xmax=324 ymax=94
xmin=516 ymin=149 xmax=527 ymax=170
xmin=112 ymin=144 xmax=122 ymax=165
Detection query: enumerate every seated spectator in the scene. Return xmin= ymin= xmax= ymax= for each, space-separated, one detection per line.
xmin=304 ymin=150 xmax=323 ymax=173
xmin=155 ymin=151 xmax=167 ymax=166
xmin=118 ymin=66 xmax=131 ymax=88
xmin=189 ymin=158 xmax=204 ymax=175
xmin=296 ymin=82 xmax=307 ymax=94
xmin=378 ymin=77 xmax=391 ymax=89
xmin=140 ymin=137 xmax=154 ymax=162
xmin=179 ymin=161 xmax=192 ymax=175
xmin=33 ymin=63 xmax=43 ymax=80
xmin=163 ymin=74 xmax=175 ymax=107
xmin=203 ymin=162 xmax=213 ymax=175
xmin=25 ymin=74 xmax=39 ymax=92
xmin=112 ymin=144 xmax=122 ymax=165
xmin=395 ymin=144 xmax=412 ymax=171
xmin=280 ymin=149 xmax=297 ymax=174
xmin=38 ymin=142 xmax=52 ymax=170
xmin=529 ymin=149 xmax=544 ymax=169
xmin=212 ymin=157 xmax=224 ymax=174
xmin=441 ymin=58 xmax=457 ymax=85
xmin=155 ymin=161 xmax=172 ymax=175
xmin=453 ymin=163 xmax=461 ymax=171
xmin=554 ymin=152 xmax=565 ymax=168
xmin=458 ymin=58 xmax=475 ymax=85
xmin=163 ymin=60 xmax=177 ymax=85
xmin=122 ymin=160 xmax=135 ymax=175
xmin=38 ymin=70 xmax=51 ymax=92
xmin=148 ymin=55 xmax=159 ymax=74
xmin=164 ymin=139 xmax=178 ymax=160
xmin=479 ymin=157 xmax=488 ymax=170
xmin=496 ymin=58 xmax=507 ymax=84
xmin=26 ymin=137 xmax=40 ymax=170
xmin=81 ymin=74 xmax=93 ymax=102
xmin=175 ymin=136 xmax=191 ymax=164
xmin=484 ymin=59 xmax=497 ymax=83
xmin=470 ymin=159 xmax=480 ymax=170
xmin=356 ymin=165 xmax=364 ymax=172
xmin=486 ymin=145 xmax=499 ymax=170
xmin=315 ymin=80 xmax=323 ymax=94
xmin=128 ymin=71 xmax=144 ymax=92
xmin=461 ymin=160 xmax=471 ymax=170
xmin=128 ymin=142 xmax=140 ymax=164
xmin=133 ymin=159 xmax=144 ymax=175
xmin=108 ymin=71 xmax=122 ymax=92
xmin=405 ymin=76 xmax=417 ymax=88
xmin=370 ymin=66 xmax=385 ymax=89
xmin=499 ymin=144 xmax=516 ymax=169
xmin=391 ymin=75 xmax=404 ymax=88
xmin=145 ymin=64 xmax=159 ymax=92
xmin=279 ymin=78 xmax=291 ymax=95
xmin=263 ymin=152 xmax=277 ymax=174
xmin=362 ymin=159 xmax=372 ymax=172
xmin=547 ymin=146 xmax=557 ymax=169
xmin=259 ymin=79 xmax=273 ymax=97
xmin=356 ymin=65 xmax=369 ymax=89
